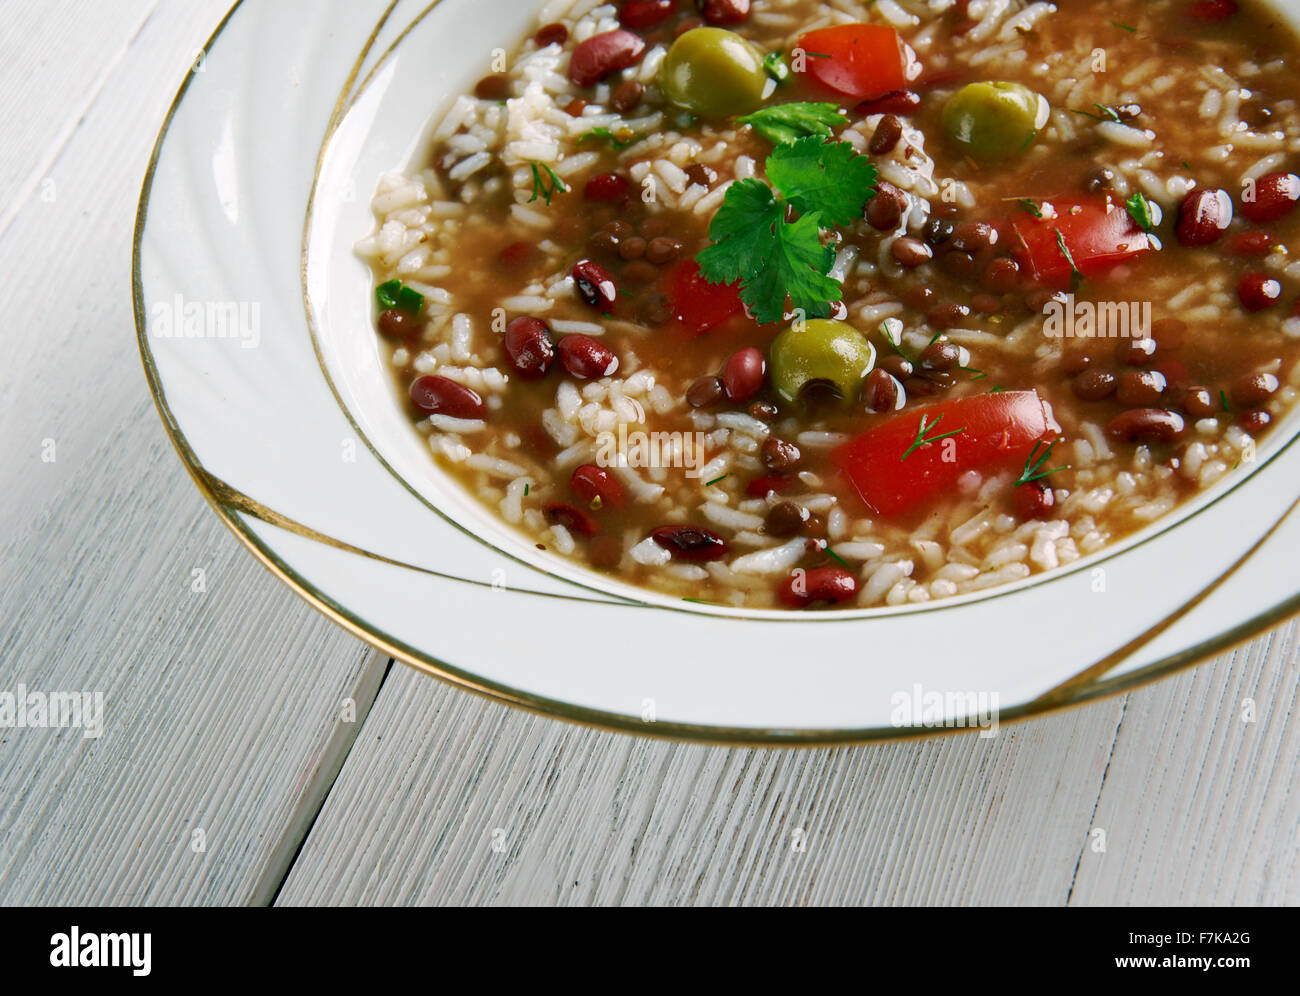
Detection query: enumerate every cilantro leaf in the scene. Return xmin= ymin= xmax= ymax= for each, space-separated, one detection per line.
xmin=766 ymin=136 xmax=877 ymax=228
xmin=696 ymin=179 xmax=782 ymax=286
xmin=736 ymin=101 xmax=844 ymax=146
xmin=740 ymin=211 xmax=840 ymax=324
xmin=1125 ymin=191 xmax=1158 ymax=232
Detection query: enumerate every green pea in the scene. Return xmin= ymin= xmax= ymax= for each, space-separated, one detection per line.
xmin=769 ymin=319 xmax=877 ymax=404
xmin=942 ymin=81 xmax=1050 ymax=160
xmin=660 ymin=28 xmax=769 ymax=119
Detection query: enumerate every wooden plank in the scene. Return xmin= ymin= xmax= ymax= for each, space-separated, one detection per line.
xmin=0 ymin=0 xmax=388 ymax=906
xmin=1068 ymin=622 xmax=1300 ymax=906
xmin=276 ymin=664 xmax=1124 ymax=906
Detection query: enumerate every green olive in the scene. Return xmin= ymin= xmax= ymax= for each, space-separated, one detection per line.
xmin=942 ymin=81 xmax=1050 ymax=160
xmin=769 ymin=319 xmax=877 ymax=404
xmin=659 ymin=27 xmax=768 ymax=119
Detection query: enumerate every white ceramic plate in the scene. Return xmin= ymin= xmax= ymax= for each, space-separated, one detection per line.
xmin=136 ymin=0 xmax=1300 ymax=743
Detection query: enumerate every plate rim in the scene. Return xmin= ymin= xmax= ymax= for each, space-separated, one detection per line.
xmin=133 ymin=0 xmax=1300 ymax=745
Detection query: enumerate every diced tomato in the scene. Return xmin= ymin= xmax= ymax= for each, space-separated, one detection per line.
xmin=668 ymin=260 xmax=744 ymax=336
xmin=796 ymin=24 xmax=907 ymax=102
xmin=1010 ymin=195 xmax=1155 ymax=290
xmin=832 ymin=391 xmax=1057 ymax=517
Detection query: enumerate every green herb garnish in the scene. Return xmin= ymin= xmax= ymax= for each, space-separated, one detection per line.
xmin=696 ymin=135 xmax=877 ymax=324
xmin=901 ymin=414 xmax=966 ymax=462
xmin=1016 ymin=440 xmax=1070 ymax=486
xmin=1014 ymin=197 xmax=1044 ymax=218
xmin=1054 ymin=228 xmax=1083 ymax=287
xmin=736 ymin=101 xmax=845 ymax=145
xmin=1220 ymin=390 xmax=1230 ymax=412
xmin=705 ymin=475 xmax=729 ymax=487
xmin=523 ymin=484 xmax=530 ymax=496
xmin=825 ymin=547 xmax=850 ymax=570
xmin=961 ymin=366 xmax=988 ymax=381
xmin=763 ymin=52 xmax=791 ymax=84
xmin=577 ymin=127 xmax=637 ymax=150
xmin=1111 ymin=21 xmax=1137 ymax=32
xmin=376 ymin=279 xmax=424 ymax=314
xmin=1071 ymin=103 xmax=1124 ymax=123
xmin=1125 ymin=191 xmax=1157 ymax=232
xmin=527 ymin=161 xmax=568 ymax=205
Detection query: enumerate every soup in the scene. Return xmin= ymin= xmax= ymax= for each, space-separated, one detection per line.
xmin=356 ymin=0 xmax=1300 ymax=609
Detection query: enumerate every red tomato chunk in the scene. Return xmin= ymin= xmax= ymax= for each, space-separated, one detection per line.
xmin=833 ymin=391 xmax=1058 ymax=517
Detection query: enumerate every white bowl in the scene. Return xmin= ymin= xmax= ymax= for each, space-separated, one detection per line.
xmin=136 ymin=0 xmax=1300 ymax=742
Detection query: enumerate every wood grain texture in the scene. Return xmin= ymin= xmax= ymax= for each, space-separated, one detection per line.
xmin=4 ymin=0 xmax=1300 ymax=908
xmin=0 ymin=0 xmax=387 ymax=906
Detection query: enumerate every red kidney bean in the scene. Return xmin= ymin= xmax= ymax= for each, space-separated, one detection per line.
xmin=1155 ymin=357 xmax=1190 ymax=400
xmin=572 ymin=258 xmax=619 ymax=311
xmin=1061 ymin=351 xmax=1092 ymax=375
xmin=584 ymin=173 xmax=632 ymax=202
xmin=927 ymin=301 xmax=970 ymax=329
xmin=568 ymin=30 xmax=646 ymax=87
xmin=650 ymin=525 xmax=729 ymax=561
xmin=377 ymin=308 xmax=416 ymax=339
xmin=778 ymin=567 xmax=857 ymax=608
xmin=1232 ymin=371 xmax=1279 ymax=406
xmin=1187 ymin=0 xmax=1238 ymax=21
xmin=1073 ymin=368 xmax=1117 ymax=401
xmin=1241 ymin=172 xmax=1300 ymax=224
xmin=980 ymin=256 xmax=1021 ymax=293
xmin=922 ymin=215 xmax=955 ymax=246
xmin=1238 ymin=271 xmax=1282 ymax=311
xmin=1183 ymin=387 xmax=1218 ymax=418
xmin=571 ymin=464 xmax=627 ymax=509
xmin=535 ymin=22 xmax=569 ymax=47
xmin=409 ymin=375 xmax=485 ymax=419
xmin=619 ymin=0 xmax=677 ymax=30
xmin=1014 ymin=481 xmax=1055 ymax=521
xmin=474 ymin=74 xmax=509 ymax=100
xmin=1228 ymin=231 xmax=1274 ymax=256
xmin=564 ymin=97 xmax=589 ymax=117
xmin=635 ymin=292 xmax=673 ymax=327
xmin=970 ymin=293 xmax=1001 ymax=315
xmin=645 ymin=236 xmax=683 ymax=265
xmin=1084 ymin=165 xmax=1116 ymax=193
xmin=503 ymin=316 xmax=555 ymax=379
xmin=761 ymin=437 xmax=801 ymax=471
xmin=544 ymin=502 xmax=601 ymax=537
xmin=687 ymin=375 xmax=725 ymax=408
xmin=920 ymin=340 xmax=961 ymax=372
xmin=721 ymin=347 xmax=766 ymax=402
xmin=855 ymin=90 xmax=922 ymax=116
xmin=610 ymin=79 xmax=645 ymax=113
xmin=1176 ymin=187 xmax=1233 ymax=247
xmin=891 ymin=236 xmax=932 ymax=267
xmin=868 ymin=114 xmax=903 ymax=155
xmin=1117 ymin=369 xmax=1167 ymax=407
xmin=618 ymin=236 xmax=647 ymax=261
xmin=765 ymin=501 xmax=810 ymax=537
xmin=749 ymin=401 xmax=779 ymax=421
xmin=951 ymin=221 xmax=997 ymax=253
xmin=1118 ymin=336 xmax=1158 ymax=366
xmin=1236 ymin=409 xmax=1272 ymax=434
xmin=863 ymin=368 xmax=903 ymax=412
xmin=1106 ymin=408 xmax=1187 ymax=443
xmin=867 ymin=180 xmax=907 ymax=231
xmin=557 ymin=335 xmax=619 ymax=379
xmin=880 ymin=354 xmax=914 ymax=380
xmin=699 ymin=0 xmax=750 ymax=26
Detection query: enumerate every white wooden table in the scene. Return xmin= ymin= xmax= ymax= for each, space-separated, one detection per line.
xmin=2 ymin=0 xmax=1298 ymax=907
